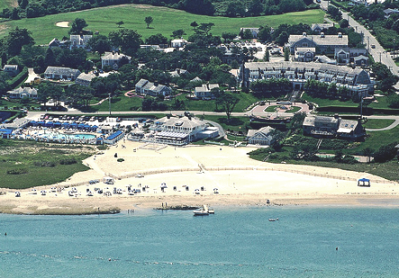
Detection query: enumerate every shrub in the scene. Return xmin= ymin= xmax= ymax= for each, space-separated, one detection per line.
xmin=59 ymin=158 xmax=77 ymax=165
xmin=7 ymin=168 xmax=28 ymax=175
xmin=34 ymin=161 xmax=56 ymax=167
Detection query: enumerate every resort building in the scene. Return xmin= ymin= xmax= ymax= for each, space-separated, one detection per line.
xmin=303 ymin=115 xmax=365 ymax=139
xmin=104 ymin=131 xmax=125 ymax=145
xmin=135 ymin=79 xmax=172 ymax=97
xmin=101 ymin=52 xmax=131 ymax=70
xmin=288 ymin=32 xmax=348 ymax=55
xmin=7 ymin=87 xmax=38 ymax=99
xmin=44 ymin=66 xmax=81 ymax=81
xmin=238 ymin=61 xmax=374 ymax=97
xmin=246 ymin=126 xmax=275 ymax=145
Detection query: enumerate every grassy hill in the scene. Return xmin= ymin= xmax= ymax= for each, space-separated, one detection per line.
xmin=0 ymin=5 xmax=325 ymax=44
xmin=0 ymin=0 xmax=18 ymax=11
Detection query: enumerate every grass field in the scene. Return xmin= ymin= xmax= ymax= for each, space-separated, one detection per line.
xmin=0 ymin=5 xmax=325 ymax=44
xmin=302 ymin=93 xmax=359 ymax=107
xmin=363 ymin=119 xmax=395 ymax=129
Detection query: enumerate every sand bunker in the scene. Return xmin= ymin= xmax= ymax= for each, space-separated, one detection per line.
xmin=56 ymin=21 xmax=69 ymax=28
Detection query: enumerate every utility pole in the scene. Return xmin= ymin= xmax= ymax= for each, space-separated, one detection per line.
xmin=109 ymin=92 xmax=111 ymax=117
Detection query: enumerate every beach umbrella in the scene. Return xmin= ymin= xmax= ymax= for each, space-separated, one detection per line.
xmin=70 ymin=123 xmax=78 ymax=128
xmin=54 ymin=121 xmax=61 ymax=127
xmin=37 ymin=121 xmax=45 ymax=126
xmin=78 ymin=123 xmax=85 ymax=129
xmin=30 ymin=120 xmax=37 ymax=126
xmin=62 ymin=122 xmax=70 ymax=128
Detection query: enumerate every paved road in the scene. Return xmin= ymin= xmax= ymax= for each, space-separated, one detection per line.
xmin=320 ymin=0 xmax=399 ymax=78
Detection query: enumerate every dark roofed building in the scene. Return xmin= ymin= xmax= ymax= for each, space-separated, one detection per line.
xmin=44 ymin=66 xmax=81 ymax=81
xmin=135 ymin=79 xmax=172 ymax=96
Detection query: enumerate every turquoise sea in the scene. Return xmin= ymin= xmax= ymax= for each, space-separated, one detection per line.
xmin=1 ymin=206 xmax=399 ymax=277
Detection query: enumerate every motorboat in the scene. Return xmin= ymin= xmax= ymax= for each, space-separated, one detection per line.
xmin=193 ymin=205 xmax=211 ymax=216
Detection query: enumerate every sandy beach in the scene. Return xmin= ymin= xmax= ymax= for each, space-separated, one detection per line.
xmin=1 ymin=140 xmax=398 ymax=214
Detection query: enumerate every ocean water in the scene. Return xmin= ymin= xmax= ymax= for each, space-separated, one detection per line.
xmin=1 ymin=207 xmax=399 ymax=277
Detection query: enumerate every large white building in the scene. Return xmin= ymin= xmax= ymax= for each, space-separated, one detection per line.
xmin=238 ymin=61 xmax=374 ymax=97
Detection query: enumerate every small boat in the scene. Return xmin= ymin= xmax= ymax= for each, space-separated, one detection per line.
xmin=193 ymin=205 xmax=212 ymax=216
xmin=15 ymin=192 xmax=21 ymax=197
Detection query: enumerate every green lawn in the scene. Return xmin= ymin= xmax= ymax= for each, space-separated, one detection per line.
xmin=203 ymin=115 xmax=250 ymax=132
xmin=176 ymin=92 xmax=260 ymax=112
xmin=0 ymin=6 xmax=325 ymax=44
xmin=367 ymin=96 xmax=390 ymax=109
xmin=363 ymin=119 xmax=395 ymax=129
xmin=302 ymin=93 xmax=358 ymax=107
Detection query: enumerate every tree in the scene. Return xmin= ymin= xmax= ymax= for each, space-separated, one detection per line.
xmin=222 ymin=32 xmax=236 ymax=43
xmin=258 ymin=26 xmax=271 ymax=42
xmin=69 ymin=18 xmax=88 ymax=35
xmin=116 ymin=21 xmax=124 ymax=28
xmin=196 ymin=22 xmax=215 ymax=36
xmin=44 ymin=48 xmax=55 ymax=66
xmin=18 ymin=0 xmax=29 ymax=9
xmin=248 ymin=0 xmax=263 ymax=16
xmin=190 ymin=21 xmax=199 ymax=29
xmin=108 ymin=29 xmax=142 ymax=56
xmin=216 ymin=90 xmax=239 ymax=122
xmin=263 ymin=50 xmax=270 ymax=62
xmin=284 ymin=47 xmax=290 ymax=61
xmin=339 ymin=19 xmax=349 ymax=28
xmin=145 ymin=16 xmax=153 ymax=29
xmin=146 ymin=33 xmax=168 ymax=45
xmin=5 ymin=27 xmax=35 ymax=56
xmin=87 ymin=35 xmax=111 ymax=55
xmin=171 ymin=29 xmax=186 ymax=38
xmin=225 ymin=1 xmax=245 ymax=17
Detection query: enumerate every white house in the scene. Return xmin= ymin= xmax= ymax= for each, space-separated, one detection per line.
xmin=194 ymin=84 xmax=219 ymax=99
xmin=135 ymin=79 xmax=172 ymax=97
xmin=101 ymin=52 xmax=131 ymax=70
xmin=69 ymin=35 xmax=92 ymax=50
xmin=7 ymin=87 xmax=38 ymax=99
xmin=246 ymin=126 xmax=275 ymax=145
xmin=171 ymin=39 xmax=187 ymax=48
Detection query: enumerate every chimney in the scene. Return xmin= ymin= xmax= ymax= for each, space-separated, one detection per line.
xmin=154 ymin=81 xmax=158 ymax=86
xmin=303 ymin=32 xmax=307 ymax=37
xmin=320 ymin=32 xmax=325 ymax=38
xmin=338 ymin=32 xmax=342 ymax=38
xmin=177 ymin=68 xmax=180 ymax=74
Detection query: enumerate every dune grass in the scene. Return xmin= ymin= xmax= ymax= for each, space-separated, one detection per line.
xmin=0 ymin=140 xmax=95 ymax=189
xmin=0 ymin=5 xmax=325 ymax=44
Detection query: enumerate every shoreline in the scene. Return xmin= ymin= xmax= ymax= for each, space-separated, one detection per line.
xmin=1 ymin=142 xmax=398 ymax=215
xmin=2 ymin=194 xmax=399 ymax=215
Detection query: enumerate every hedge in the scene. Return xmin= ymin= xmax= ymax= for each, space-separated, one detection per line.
xmin=7 ymin=67 xmax=28 ymax=89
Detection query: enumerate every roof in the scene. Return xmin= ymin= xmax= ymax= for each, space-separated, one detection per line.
xmin=76 ymin=73 xmax=96 ymax=82
xmin=354 ymin=55 xmax=368 ymax=61
xmin=0 ymin=129 xmax=13 ymax=135
xmin=101 ymin=52 xmax=131 ymax=61
xmin=160 ymin=116 xmax=206 ymax=130
xmin=45 ymin=66 xmax=80 ymax=76
xmin=296 ymin=47 xmax=316 ymax=52
xmin=106 ymin=130 xmax=123 ymax=140
xmin=3 ymin=65 xmax=18 ymax=71
xmin=157 ymin=132 xmax=188 ymax=139
xmin=7 ymin=87 xmax=38 ymax=95
xmin=289 ymin=34 xmax=348 ymax=46
xmin=247 ymin=126 xmax=274 ymax=137
xmin=311 ymin=23 xmax=334 ymax=30
xmin=135 ymin=79 xmax=149 ymax=88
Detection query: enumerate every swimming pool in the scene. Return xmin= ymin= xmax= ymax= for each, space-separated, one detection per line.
xmin=37 ymin=133 xmax=96 ymax=141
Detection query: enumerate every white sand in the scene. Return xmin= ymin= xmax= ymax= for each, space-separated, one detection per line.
xmin=1 ymin=140 xmax=398 ymax=214
xmin=56 ymin=21 xmax=69 ymax=28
